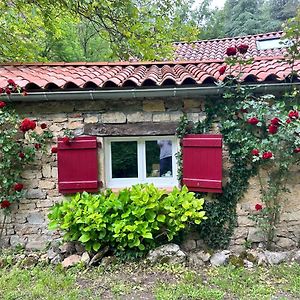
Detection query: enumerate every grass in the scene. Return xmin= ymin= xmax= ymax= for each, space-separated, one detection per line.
xmin=1 ymin=262 xmax=300 ymax=299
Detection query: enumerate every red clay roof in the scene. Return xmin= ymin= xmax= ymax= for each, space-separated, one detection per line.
xmin=0 ymin=31 xmax=298 ymax=91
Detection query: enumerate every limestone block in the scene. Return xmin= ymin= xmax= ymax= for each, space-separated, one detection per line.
xmin=170 ymin=112 xmax=183 ymax=121
xmin=237 ymin=216 xmax=255 ymax=227
xmin=26 ymin=236 xmax=48 ymax=250
xmin=84 ymin=115 xmax=99 ymax=124
xmin=10 ymin=235 xmax=27 ymax=248
xmin=67 ymin=121 xmax=83 ymax=130
xmin=184 ymin=99 xmax=204 ymax=110
xmin=187 ymin=112 xmax=206 ymax=123
xmin=14 ymin=224 xmax=40 ymax=235
xmin=51 ymin=114 xmax=68 ymax=123
xmin=143 ymin=100 xmax=165 ymax=112
xmin=39 ymin=180 xmax=55 ymax=190
xmin=21 ymin=170 xmax=36 ymax=179
xmin=18 ymin=203 xmax=37 ymax=211
xmin=47 ymin=190 xmax=60 ymax=197
xmin=51 ymin=167 xmax=58 ymax=179
xmin=74 ymin=100 xmax=106 ymax=112
xmin=27 ymin=212 xmax=45 ymax=225
xmin=26 ymin=189 xmax=47 ymax=199
xmin=153 ymin=113 xmax=171 ymax=122
xmin=247 ymin=227 xmax=265 ymax=243
xmin=276 ymin=237 xmax=297 ymax=249
xmin=42 ymin=165 xmax=51 ymax=178
xmin=127 ymin=112 xmax=152 ymax=123
xmin=36 ymin=200 xmax=55 ymax=208
xmin=101 ymin=112 xmax=126 ymax=123
xmin=164 ymin=99 xmax=183 ymax=111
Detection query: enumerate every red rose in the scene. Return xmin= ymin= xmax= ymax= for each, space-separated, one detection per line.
xmin=219 ymin=65 xmax=227 ymax=75
xmin=293 ymin=148 xmax=300 ymax=153
xmin=35 ymin=143 xmax=41 ymax=150
xmin=18 ymin=152 xmax=25 ymax=159
xmin=268 ymin=124 xmax=278 ymax=134
xmin=7 ymin=79 xmax=16 ymax=85
xmin=22 ymin=90 xmax=28 ymax=96
xmin=51 ymin=147 xmax=58 ymax=153
xmin=271 ymin=117 xmax=280 ymax=126
xmin=14 ymin=183 xmax=24 ymax=191
xmin=237 ymin=44 xmax=249 ymax=54
xmin=0 ymin=88 xmax=3 ymax=94
xmin=286 ymin=118 xmax=291 ymax=124
xmin=5 ymin=87 xmax=11 ymax=95
xmin=63 ymin=136 xmax=70 ymax=145
xmin=0 ymin=101 xmax=6 ymax=108
xmin=262 ymin=151 xmax=273 ymax=159
xmin=247 ymin=117 xmax=259 ymax=125
xmin=251 ymin=149 xmax=259 ymax=156
xmin=226 ymin=47 xmax=237 ymax=56
xmin=1 ymin=200 xmax=11 ymax=209
xmin=20 ymin=118 xmax=36 ymax=132
xmin=288 ymin=110 xmax=299 ymax=119
xmin=40 ymin=123 xmax=47 ymax=129
xmin=255 ymin=203 xmax=263 ymax=211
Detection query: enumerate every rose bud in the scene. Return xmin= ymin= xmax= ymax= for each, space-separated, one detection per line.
xmin=14 ymin=183 xmax=24 ymax=191
xmin=51 ymin=147 xmax=58 ymax=153
xmin=219 ymin=65 xmax=227 ymax=75
xmin=247 ymin=117 xmax=259 ymax=125
xmin=226 ymin=46 xmax=237 ymax=56
xmin=0 ymin=200 xmax=11 ymax=209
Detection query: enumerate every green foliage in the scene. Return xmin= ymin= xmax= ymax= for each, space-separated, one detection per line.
xmin=0 ymin=85 xmax=53 ymax=245
xmin=48 ymin=184 xmax=206 ymax=256
xmin=0 ymin=0 xmax=199 ymax=62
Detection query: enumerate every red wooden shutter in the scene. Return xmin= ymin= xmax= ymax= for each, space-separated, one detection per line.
xmin=182 ymin=134 xmax=223 ymax=193
xmin=57 ymin=136 xmax=99 ymax=194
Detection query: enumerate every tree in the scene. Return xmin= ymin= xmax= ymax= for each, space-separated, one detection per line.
xmin=0 ymin=0 xmax=199 ymax=62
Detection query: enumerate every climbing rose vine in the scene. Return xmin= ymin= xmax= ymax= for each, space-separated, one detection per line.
xmin=0 ymin=80 xmax=52 ymax=243
xmin=219 ymin=43 xmax=300 ymax=249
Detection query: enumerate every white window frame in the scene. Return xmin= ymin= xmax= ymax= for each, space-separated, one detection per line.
xmin=104 ymin=136 xmax=179 ymax=188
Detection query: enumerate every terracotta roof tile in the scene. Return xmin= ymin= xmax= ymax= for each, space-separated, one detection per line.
xmin=0 ymin=31 xmax=298 ymax=91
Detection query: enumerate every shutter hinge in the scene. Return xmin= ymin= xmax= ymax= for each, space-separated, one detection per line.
xmin=97 ymin=141 xmax=102 ymax=148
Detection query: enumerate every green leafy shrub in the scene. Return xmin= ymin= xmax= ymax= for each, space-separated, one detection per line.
xmin=48 ymin=184 xmax=206 ymax=255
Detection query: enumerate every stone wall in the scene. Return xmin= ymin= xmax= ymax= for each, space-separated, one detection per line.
xmin=1 ymin=96 xmax=299 ymax=251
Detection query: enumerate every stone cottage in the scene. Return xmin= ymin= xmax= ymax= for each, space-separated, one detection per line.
xmin=0 ymin=31 xmax=299 ymax=251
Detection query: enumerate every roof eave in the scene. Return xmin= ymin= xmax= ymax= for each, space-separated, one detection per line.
xmin=1 ymin=82 xmax=299 ymax=102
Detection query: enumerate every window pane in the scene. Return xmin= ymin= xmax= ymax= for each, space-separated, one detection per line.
xmin=146 ymin=140 xmax=173 ymax=177
xmin=111 ymin=141 xmax=138 ymax=178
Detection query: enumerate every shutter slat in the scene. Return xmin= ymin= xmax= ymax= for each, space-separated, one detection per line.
xmin=57 ymin=136 xmax=99 ymax=194
xmin=182 ymin=134 xmax=223 ymax=193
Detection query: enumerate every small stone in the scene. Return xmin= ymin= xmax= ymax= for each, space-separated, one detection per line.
xmin=146 ymin=243 xmax=186 ymax=265
xmin=42 ymin=165 xmax=51 ymax=178
xmin=101 ymin=112 xmax=126 ymax=123
xmin=47 ymin=248 xmax=58 ymax=260
xmin=264 ymin=251 xmax=290 ymax=265
xmin=26 ymin=189 xmax=47 ymax=199
xmin=188 ymin=250 xmax=211 ymax=267
xmin=51 ymin=254 xmax=63 ymax=265
xmin=81 ymin=252 xmax=90 ymax=265
xmin=244 ymin=259 xmax=254 ymax=268
xmin=247 ymin=228 xmax=265 ymax=243
xmin=27 ymin=212 xmax=44 ymax=225
xmin=62 ymin=254 xmax=82 ymax=268
xmin=143 ymin=100 xmax=165 ymax=112
xmin=210 ymin=250 xmax=230 ymax=267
